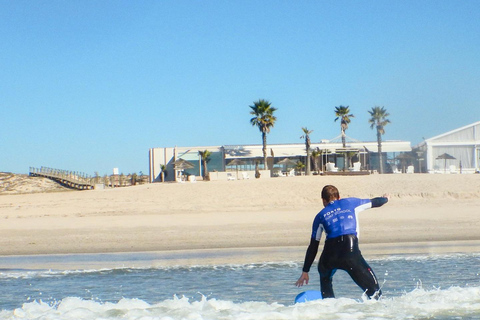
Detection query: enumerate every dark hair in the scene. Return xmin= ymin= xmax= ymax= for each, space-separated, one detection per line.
xmin=322 ymin=185 xmax=339 ymax=202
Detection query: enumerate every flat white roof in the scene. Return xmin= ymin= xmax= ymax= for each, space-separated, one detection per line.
xmin=224 ymin=141 xmax=411 ymax=159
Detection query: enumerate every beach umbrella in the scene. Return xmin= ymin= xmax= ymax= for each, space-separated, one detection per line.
xmin=227 ymin=159 xmax=245 ymax=166
xmin=174 ymin=158 xmax=195 ymax=182
xmin=174 ymin=158 xmax=195 ymax=170
xmin=395 ymin=153 xmax=414 ymax=172
xmin=277 ymin=158 xmax=298 ymax=167
xmin=276 ymin=158 xmax=298 ymax=174
xmin=395 ymin=153 xmax=414 ymax=160
xmin=436 ymin=153 xmax=456 ymax=173
xmin=227 ymin=159 xmax=245 ymax=179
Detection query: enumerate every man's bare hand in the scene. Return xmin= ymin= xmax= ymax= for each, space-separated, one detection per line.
xmin=295 ymin=272 xmax=309 ymax=287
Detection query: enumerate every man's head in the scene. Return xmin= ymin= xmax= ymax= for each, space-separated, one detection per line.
xmin=321 ymin=185 xmax=340 ymax=206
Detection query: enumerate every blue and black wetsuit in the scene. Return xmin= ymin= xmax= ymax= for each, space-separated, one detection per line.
xmin=301 ymin=197 xmax=388 ymax=299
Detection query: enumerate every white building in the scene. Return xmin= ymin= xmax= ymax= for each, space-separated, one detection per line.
xmin=415 ymin=121 xmax=480 ymax=174
xmin=149 ymin=139 xmax=412 ymax=182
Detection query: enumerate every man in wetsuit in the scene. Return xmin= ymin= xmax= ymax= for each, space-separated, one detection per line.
xmin=295 ymin=185 xmax=389 ymax=299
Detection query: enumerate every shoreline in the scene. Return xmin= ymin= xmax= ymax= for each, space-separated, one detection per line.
xmin=1 ymin=240 xmax=479 ymax=270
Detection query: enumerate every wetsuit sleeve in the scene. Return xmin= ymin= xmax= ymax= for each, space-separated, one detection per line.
xmin=302 ymin=238 xmax=320 ymax=272
xmin=370 ymin=197 xmax=388 ymax=208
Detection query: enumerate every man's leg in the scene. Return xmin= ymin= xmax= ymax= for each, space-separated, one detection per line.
xmin=346 ymin=254 xmax=381 ymax=299
xmin=318 ymin=248 xmax=336 ymax=298
xmin=319 ymin=267 xmax=336 ymax=298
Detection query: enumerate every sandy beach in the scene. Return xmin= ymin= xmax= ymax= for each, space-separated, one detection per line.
xmin=1 ymin=173 xmax=480 ymax=263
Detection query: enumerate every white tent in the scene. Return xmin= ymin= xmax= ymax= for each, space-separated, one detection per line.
xmin=415 ymin=121 xmax=480 ymax=173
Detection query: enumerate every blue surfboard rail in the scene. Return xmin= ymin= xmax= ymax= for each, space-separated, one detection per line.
xmin=295 ymin=290 xmax=323 ymax=303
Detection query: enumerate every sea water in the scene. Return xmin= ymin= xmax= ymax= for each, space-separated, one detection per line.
xmin=1 ymin=252 xmax=480 ymax=320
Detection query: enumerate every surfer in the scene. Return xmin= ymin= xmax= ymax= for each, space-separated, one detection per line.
xmin=295 ymin=185 xmax=389 ymax=299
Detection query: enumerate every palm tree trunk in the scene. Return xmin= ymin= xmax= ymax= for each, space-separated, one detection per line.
xmin=262 ymin=131 xmax=268 ymax=170
xmin=203 ymin=161 xmax=209 ymax=181
xmin=341 ymin=129 xmax=346 ymax=170
xmin=306 ymin=147 xmax=311 ymax=175
xmin=377 ymin=128 xmax=383 ymax=174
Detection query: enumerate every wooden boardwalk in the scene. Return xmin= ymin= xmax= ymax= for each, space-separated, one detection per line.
xmin=29 ymin=167 xmax=95 ymax=190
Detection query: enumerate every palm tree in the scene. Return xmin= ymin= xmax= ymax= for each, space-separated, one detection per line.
xmin=334 ymin=106 xmax=354 ymax=148
xmin=300 ymin=127 xmax=313 ymax=175
xmin=160 ymin=164 xmax=167 ymax=182
xmin=249 ymin=99 xmax=277 ymax=170
xmin=311 ymin=148 xmax=321 ymax=174
xmin=295 ymin=161 xmax=305 ymax=175
xmin=198 ymin=150 xmax=212 ymax=181
xmin=368 ymin=106 xmax=390 ymax=174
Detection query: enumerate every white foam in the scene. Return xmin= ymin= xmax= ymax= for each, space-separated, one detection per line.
xmin=0 ymin=262 xmax=302 ymax=280
xmin=1 ymin=286 xmax=479 ymax=320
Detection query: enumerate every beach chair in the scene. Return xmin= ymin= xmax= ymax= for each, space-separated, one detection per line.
xmin=227 ymin=172 xmax=236 ymax=181
xmin=242 ymin=172 xmax=250 ymax=179
xmin=188 ymin=175 xmax=197 ymax=183
xmin=349 ymin=162 xmax=361 ymax=172
xmin=449 ymin=165 xmax=458 ymax=174
xmin=392 ymin=165 xmax=402 ymax=174
xmin=326 ymin=162 xmax=338 ymax=172
xmin=406 ymin=165 xmax=414 ymax=174
xmin=288 ymin=169 xmax=295 ymax=177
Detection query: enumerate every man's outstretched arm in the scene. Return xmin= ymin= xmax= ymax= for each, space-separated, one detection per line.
xmin=370 ymin=195 xmax=389 ymax=208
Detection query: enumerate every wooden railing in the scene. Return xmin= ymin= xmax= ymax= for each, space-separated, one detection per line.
xmin=29 ymin=167 xmax=149 ymax=190
xmin=29 ymin=167 xmax=95 ymax=190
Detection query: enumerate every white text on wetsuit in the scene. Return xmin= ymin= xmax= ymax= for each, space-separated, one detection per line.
xmin=323 ymin=208 xmax=350 ymax=217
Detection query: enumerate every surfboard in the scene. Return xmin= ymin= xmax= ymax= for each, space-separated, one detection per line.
xmin=295 ymin=290 xmax=323 ymax=303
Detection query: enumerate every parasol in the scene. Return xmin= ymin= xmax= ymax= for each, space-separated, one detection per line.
xmin=395 ymin=153 xmax=414 ymax=172
xmin=174 ymin=158 xmax=195 ymax=170
xmin=227 ymin=159 xmax=245 ymax=166
xmin=173 ymin=158 xmax=195 ymax=182
xmin=227 ymin=159 xmax=245 ymax=179
xmin=277 ymin=158 xmax=298 ymax=166
xmin=436 ymin=153 xmax=456 ymax=173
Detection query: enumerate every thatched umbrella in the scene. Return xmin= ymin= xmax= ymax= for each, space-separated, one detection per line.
xmin=276 ymin=158 xmax=298 ymax=174
xmin=395 ymin=153 xmax=414 ymax=172
xmin=277 ymin=158 xmax=297 ymax=169
xmin=227 ymin=159 xmax=245 ymax=179
xmin=174 ymin=159 xmax=194 ymax=181
xmin=227 ymin=158 xmax=245 ymax=166
xmin=174 ymin=158 xmax=195 ymax=170
xmin=277 ymin=158 xmax=297 ymax=166
xmin=436 ymin=153 xmax=456 ymax=173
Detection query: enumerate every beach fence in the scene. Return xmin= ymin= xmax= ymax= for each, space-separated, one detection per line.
xmin=29 ymin=167 xmax=149 ymax=190
xmin=29 ymin=167 xmax=95 ymax=190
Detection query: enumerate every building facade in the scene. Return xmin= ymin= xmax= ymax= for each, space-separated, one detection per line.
xmin=149 ymin=139 xmax=412 ymax=182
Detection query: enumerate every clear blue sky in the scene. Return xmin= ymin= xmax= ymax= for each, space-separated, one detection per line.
xmin=1 ymin=1 xmax=479 ymax=175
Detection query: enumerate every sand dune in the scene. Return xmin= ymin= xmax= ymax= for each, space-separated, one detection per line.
xmin=0 ymin=172 xmax=70 ymax=195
